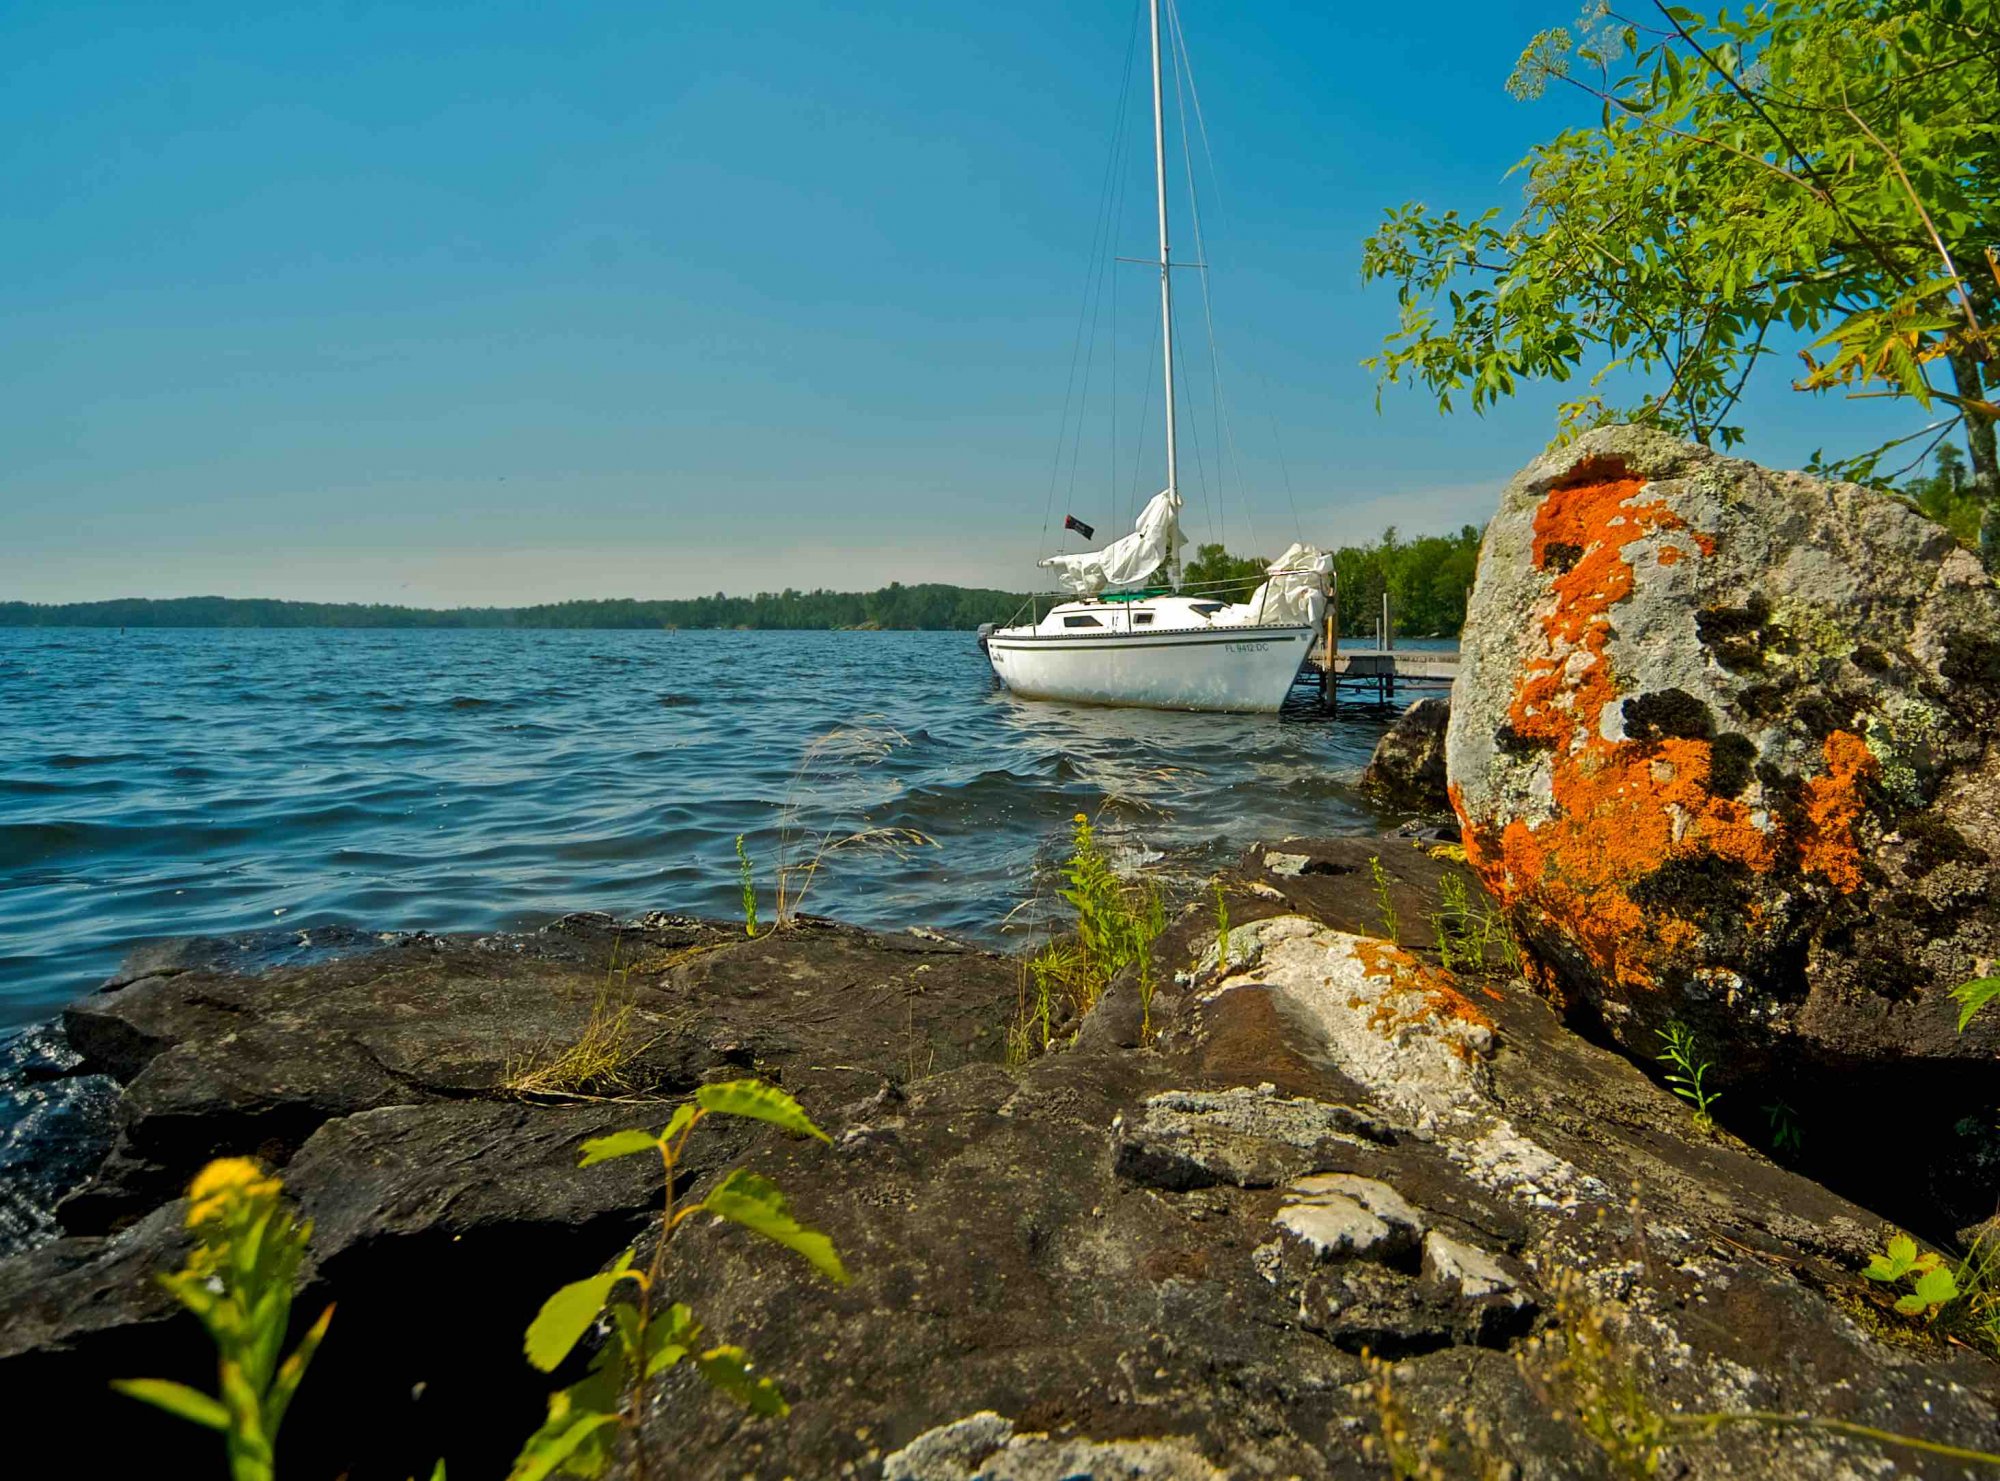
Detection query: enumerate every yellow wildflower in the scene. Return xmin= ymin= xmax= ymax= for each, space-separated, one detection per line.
xmin=1073 ymin=812 xmax=1088 ymax=824
xmin=186 ymin=1156 xmax=280 ymax=1227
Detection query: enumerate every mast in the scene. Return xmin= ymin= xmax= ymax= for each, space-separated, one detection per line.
xmin=1149 ymin=0 xmax=1181 ymax=590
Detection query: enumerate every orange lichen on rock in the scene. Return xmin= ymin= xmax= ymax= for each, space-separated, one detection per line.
xmin=1800 ymin=730 xmax=1876 ymax=893
xmin=1352 ymin=936 xmax=1495 ymax=1040
xmin=1455 ymin=471 xmax=1777 ymax=992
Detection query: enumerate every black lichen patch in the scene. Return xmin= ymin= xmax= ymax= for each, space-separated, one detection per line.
xmin=1540 ymin=541 xmax=1583 ymax=575
xmin=1793 ymin=692 xmax=1863 ymax=743
xmin=1494 ymin=723 xmax=1555 ymax=756
xmin=1629 ymin=852 xmax=1756 ymax=939
xmin=1622 ymin=688 xmax=1716 ymax=743
xmin=1697 ymin=592 xmax=1789 ymax=673
xmin=1708 ymin=733 xmax=1757 ymax=798
xmin=1732 ymin=682 xmax=1789 ymax=722
xmin=1850 ymin=642 xmax=1892 ymax=675
xmin=1941 ymin=631 xmax=2000 ymax=689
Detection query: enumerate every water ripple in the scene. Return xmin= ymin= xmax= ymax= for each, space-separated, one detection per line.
xmin=0 ymin=627 xmax=1416 ymax=1026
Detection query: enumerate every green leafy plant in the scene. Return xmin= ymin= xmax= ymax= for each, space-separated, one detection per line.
xmin=1431 ymin=873 xmax=1472 ymax=970
xmin=1864 ymin=1232 xmax=1961 ymax=1320
xmin=512 ymin=1079 xmax=847 ymax=1481
xmin=113 ymin=1158 xmax=335 ymax=1481
xmin=1009 ymin=812 xmax=1168 ymax=1055
xmin=1761 ymin=1099 xmax=1804 ymax=1157
xmin=1951 ymin=975 xmax=2000 ymax=1032
xmin=1059 ymin=812 xmax=1165 ymax=1014
xmin=1368 ymin=855 xmax=1400 ymax=943
xmin=1213 ymin=879 xmax=1231 ymax=973
xmin=735 ymin=834 xmax=759 ymax=938
xmin=1952 ymin=1228 xmax=2000 ymax=1358
xmin=1362 ymin=0 xmax=2000 ymax=539
xmin=1655 ymin=1020 xmax=1721 ymax=1133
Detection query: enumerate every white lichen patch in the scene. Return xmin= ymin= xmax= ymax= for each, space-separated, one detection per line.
xmin=1423 ymin=1231 xmax=1523 ymax=1304
xmin=882 ymin=1410 xmax=1226 ymax=1481
xmin=1193 ymin=917 xmax=1606 ymax=1217
xmin=1274 ymin=1173 xmax=1424 ymax=1261
xmin=1445 ymin=1119 xmax=1607 ymax=1211
xmin=1212 ymin=917 xmax=1491 ymax=1126
xmin=1188 ymin=911 xmax=1318 ymax=987
xmin=1137 ymin=1083 xmax=1382 ymax=1153
xmin=1262 ymin=851 xmax=1311 ymax=877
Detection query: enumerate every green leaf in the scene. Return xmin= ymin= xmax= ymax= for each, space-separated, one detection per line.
xmin=266 ymin=1301 xmax=335 ymax=1433
xmin=701 ymin=1169 xmax=849 ymax=1285
xmin=577 ymin=1129 xmax=661 ymax=1168
xmin=644 ymin=1302 xmax=700 ymax=1378
xmin=1950 ymin=977 xmax=2000 ymax=1033
xmin=523 ymin=1252 xmax=636 ymax=1373
xmin=694 ymin=1079 xmax=830 ymax=1142
xmin=660 ymin=1102 xmax=698 ymax=1146
xmin=694 ymin=1345 xmax=789 ymax=1417
xmin=110 ymin=1378 xmax=230 ymax=1431
xmin=1865 ymin=1233 xmax=1921 ymax=1282
xmin=1895 ymin=1262 xmax=1961 ymax=1317
xmin=509 ymin=1411 xmax=623 ymax=1481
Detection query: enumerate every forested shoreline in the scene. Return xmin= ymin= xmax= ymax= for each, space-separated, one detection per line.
xmin=1 ymin=528 xmax=1488 ymax=635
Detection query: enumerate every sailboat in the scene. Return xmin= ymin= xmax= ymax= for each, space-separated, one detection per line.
xmin=984 ymin=0 xmax=1330 ymax=715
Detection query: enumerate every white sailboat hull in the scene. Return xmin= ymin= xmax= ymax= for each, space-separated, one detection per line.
xmin=986 ymin=623 xmax=1315 ymax=713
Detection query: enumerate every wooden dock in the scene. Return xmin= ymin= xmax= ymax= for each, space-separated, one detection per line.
xmin=1296 ymin=635 xmax=1459 ymax=708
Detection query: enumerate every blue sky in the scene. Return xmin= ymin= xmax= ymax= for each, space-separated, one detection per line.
xmin=1 ymin=0 xmax=1917 ymax=605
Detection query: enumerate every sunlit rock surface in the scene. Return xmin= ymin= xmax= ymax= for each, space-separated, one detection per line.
xmin=1449 ymin=426 xmax=2000 ymax=1091
xmin=1 ymin=840 xmax=1995 ymax=1477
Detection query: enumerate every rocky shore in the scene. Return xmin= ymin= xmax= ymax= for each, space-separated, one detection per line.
xmin=4 ymin=430 xmax=1998 ymax=1478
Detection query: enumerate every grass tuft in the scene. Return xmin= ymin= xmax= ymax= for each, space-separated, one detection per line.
xmin=504 ymin=950 xmax=652 ymax=1099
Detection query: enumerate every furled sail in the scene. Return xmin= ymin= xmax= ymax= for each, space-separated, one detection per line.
xmin=1039 ymin=489 xmax=1185 ymax=596
xmin=1218 ymin=542 xmax=1333 ymax=627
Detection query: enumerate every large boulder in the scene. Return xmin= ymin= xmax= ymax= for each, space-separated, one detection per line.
xmin=1361 ymin=697 xmax=1451 ymax=813
xmin=1448 ymin=426 xmax=2000 ymax=1090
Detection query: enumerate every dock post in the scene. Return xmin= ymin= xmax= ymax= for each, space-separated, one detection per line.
xmin=1322 ymin=606 xmax=1336 ymax=711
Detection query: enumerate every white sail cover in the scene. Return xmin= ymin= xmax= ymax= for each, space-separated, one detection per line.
xmin=1219 ymin=542 xmax=1333 ymax=626
xmin=1039 ymin=489 xmax=1185 ymax=596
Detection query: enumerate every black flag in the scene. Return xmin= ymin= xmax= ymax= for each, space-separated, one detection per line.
xmin=1063 ymin=514 xmax=1096 ymax=540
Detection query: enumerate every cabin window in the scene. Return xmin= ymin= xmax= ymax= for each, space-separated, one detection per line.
xmin=1132 ymin=613 xmax=1155 ymax=625
xmin=1191 ymin=602 xmax=1227 ymax=617
xmin=1062 ymin=614 xmax=1103 ymax=629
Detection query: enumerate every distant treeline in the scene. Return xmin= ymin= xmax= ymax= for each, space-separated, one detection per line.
xmin=0 ymin=583 xmax=1036 ymax=632
xmin=2 ymin=528 xmax=1487 ymax=635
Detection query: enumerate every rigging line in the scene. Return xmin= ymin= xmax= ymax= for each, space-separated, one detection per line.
xmin=1041 ymin=1 xmax=1144 ymax=558
xmin=1167 ymin=0 xmax=1259 ymax=562
xmin=1167 ymin=0 xmax=1230 ymax=556
xmin=1126 ymin=291 xmax=1162 ymax=513
xmin=1163 ymin=2 xmax=1213 ymax=552
xmin=1171 ymin=0 xmax=1300 ymax=545
xmin=1171 ymin=306 xmax=1215 ymax=545
xmin=1065 ymin=50 xmax=1138 ymax=533
xmin=1073 ymin=3 xmax=1145 ymax=540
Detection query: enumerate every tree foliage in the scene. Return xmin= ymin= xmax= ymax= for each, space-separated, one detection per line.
xmin=1180 ymin=543 xmax=1270 ymax=604
xmin=1362 ymin=0 xmax=1999 ymax=545
xmin=1182 ymin=528 xmax=1482 ymax=637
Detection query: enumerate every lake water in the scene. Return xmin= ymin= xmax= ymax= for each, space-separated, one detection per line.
xmin=0 ymin=627 xmax=1422 ymax=1028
